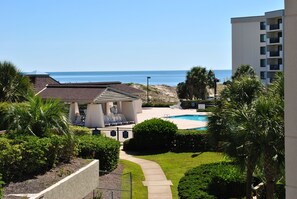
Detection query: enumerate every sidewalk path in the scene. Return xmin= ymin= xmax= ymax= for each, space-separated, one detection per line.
xmin=120 ymin=149 xmax=173 ymax=199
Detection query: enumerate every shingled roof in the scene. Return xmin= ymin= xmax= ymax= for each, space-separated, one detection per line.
xmin=39 ymin=84 xmax=138 ymax=103
xmin=26 ymin=73 xmax=144 ymax=103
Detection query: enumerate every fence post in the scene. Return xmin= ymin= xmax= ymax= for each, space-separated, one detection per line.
xmin=130 ymin=172 xmax=132 ymax=199
xmin=117 ymin=127 xmax=119 ymax=141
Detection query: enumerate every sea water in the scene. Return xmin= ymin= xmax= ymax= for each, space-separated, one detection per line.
xmin=47 ymin=70 xmax=231 ymax=86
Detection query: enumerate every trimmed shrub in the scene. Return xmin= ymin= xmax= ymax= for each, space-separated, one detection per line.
xmin=142 ymin=102 xmax=176 ymax=107
xmin=77 ymin=135 xmax=120 ymax=171
xmin=70 ymin=125 xmax=91 ymax=136
xmin=180 ymin=100 xmax=216 ymax=109
xmin=172 ymin=130 xmax=211 ymax=152
xmin=127 ymin=118 xmax=178 ymax=151
xmin=0 ymin=135 xmax=78 ymax=183
xmin=178 ymin=162 xmax=245 ymax=199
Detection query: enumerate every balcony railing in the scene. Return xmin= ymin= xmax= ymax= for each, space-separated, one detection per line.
xmin=269 ymin=65 xmax=280 ymax=70
xmin=269 ymin=51 xmax=280 ymax=57
xmin=269 ymin=37 xmax=280 ymax=43
xmin=270 ymin=24 xmax=280 ymax=30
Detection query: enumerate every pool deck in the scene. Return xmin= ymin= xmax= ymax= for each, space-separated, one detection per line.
xmin=137 ymin=107 xmax=208 ymax=129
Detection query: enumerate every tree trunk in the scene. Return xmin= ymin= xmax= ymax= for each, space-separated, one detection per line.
xmin=246 ymin=155 xmax=257 ymax=199
xmin=264 ymin=147 xmax=276 ymax=199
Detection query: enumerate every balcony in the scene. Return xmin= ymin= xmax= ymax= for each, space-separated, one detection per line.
xmin=267 ymin=50 xmax=283 ymax=58
xmin=267 ymin=23 xmax=283 ymax=31
xmin=267 ymin=37 xmax=283 ymax=45
xmin=267 ymin=64 xmax=283 ymax=71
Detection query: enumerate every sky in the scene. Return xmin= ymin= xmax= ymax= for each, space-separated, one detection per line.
xmin=0 ymin=0 xmax=284 ymax=72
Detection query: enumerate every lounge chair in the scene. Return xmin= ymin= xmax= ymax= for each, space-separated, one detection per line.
xmin=119 ymin=114 xmax=135 ymax=124
xmin=103 ymin=115 xmax=111 ymax=126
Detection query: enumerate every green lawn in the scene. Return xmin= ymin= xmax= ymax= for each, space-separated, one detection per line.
xmin=120 ymin=159 xmax=148 ymax=199
xmin=136 ymin=152 xmax=227 ymax=199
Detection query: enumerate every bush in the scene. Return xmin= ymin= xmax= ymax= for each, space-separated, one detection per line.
xmin=172 ymin=130 xmax=211 ymax=152
xmin=142 ymin=102 xmax=176 ymax=107
xmin=0 ymin=174 xmax=4 ymax=199
xmin=77 ymin=135 xmax=120 ymax=171
xmin=0 ymin=135 xmax=78 ymax=183
xmin=70 ymin=125 xmax=91 ymax=136
xmin=180 ymin=100 xmax=216 ymax=109
xmin=0 ymin=102 xmax=11 ymax=130
xmin=125 ymin=118 xmax=178 ymax=151
xmin=178 ymin=162 xmax=245 ymax=199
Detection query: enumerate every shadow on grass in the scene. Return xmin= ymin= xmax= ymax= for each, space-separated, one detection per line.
xmin=191 ymin=152 xmax=203 ymax=158
xmin=123 ymin=149 xmax=170 ymax=156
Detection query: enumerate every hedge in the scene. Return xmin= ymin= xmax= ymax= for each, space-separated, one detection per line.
xmin=178 ymin=162 xmax=245 ymax=199
xmin=180 ymin=100 xmax=216 ymax=109
xmin=142 ymin=102 xmax=176 ymax=107
xmin=69 ymin=125 xmax=91 ymax=136
xmin=172 ymin=130 xmax=211 ymax=152
xmin=124 ymin=118 xmax=178 ymax=151
xmin=77 ymin=135 xmax=120 ymax=171
xmin=0 ymin=135 xmax=78 ymax=183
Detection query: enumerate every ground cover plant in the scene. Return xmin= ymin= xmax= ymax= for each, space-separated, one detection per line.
xmin=120 ymin=160 xmax=148 ymax=199
xmin=136 ymin=152 xmax=226 ymax=199
xmin=178 ymin=162 xmax=245 ymax=199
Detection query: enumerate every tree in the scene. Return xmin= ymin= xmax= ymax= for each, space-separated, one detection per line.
xmin=208 ymin=65 xmax=264 ymax=199
xmin=208 ymin=70 xmax=284 ymax=199
xmin=232 ymin=64 xmax=256 ymax=80
xmin=185 ymin=66 xmax=215 ymax=100
xmin=5 ymin=96 xmax=70 ymax=137
xmin=0 ymin=61 xmax=33 ymax=102
xmin=176 ymin=82 xmax=189 ymax=99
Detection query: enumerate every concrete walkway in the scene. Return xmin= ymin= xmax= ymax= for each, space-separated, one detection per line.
xmin=120 ymin=149 xmax=173 ymax=199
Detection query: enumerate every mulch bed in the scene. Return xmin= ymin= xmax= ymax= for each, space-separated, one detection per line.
xmin=3 ymin=158 xmax=91 ymax=199
xmin=3 ymin=159 xmax=125 ymax=199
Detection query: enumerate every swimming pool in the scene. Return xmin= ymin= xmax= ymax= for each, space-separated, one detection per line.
xmin=167 ymin=114 xmax=208 ymax=122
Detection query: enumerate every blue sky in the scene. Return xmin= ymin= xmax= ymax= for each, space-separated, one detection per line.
xmin=0 ymin=0 xmax=284 ymax=72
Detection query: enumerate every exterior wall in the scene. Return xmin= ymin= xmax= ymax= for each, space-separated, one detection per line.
xmin=232 ymin=17 xmax=264 ymax=77
xmin=133 ymin=99 xmax=143 ymax=113
xmin=232 ymin=10 xmax=284 ymax=84
xmin=284 ymin=0 xmax=297 ymax=197
xmin=31 ymin=160 xmax=99 ymax=199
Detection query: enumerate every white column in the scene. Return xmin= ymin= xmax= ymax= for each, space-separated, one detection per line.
xmin=85 ymin=104 xmax=104 ymax=128
xmin=69 ymin=102 xmax=79 ymax=123
xmin=121 ymin=101 xmax=138 ymax=123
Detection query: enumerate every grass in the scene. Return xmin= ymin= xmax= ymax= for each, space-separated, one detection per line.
xmin=120 ymin=159 xmax=148 ymax=199
xmin=135 ymin=152 xmax=227 ymax=199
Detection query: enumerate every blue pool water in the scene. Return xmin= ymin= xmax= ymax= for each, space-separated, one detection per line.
xmin=195 ymin=126 xmax=208 ymax=130
xmin=167 ymin=114 xmax=208 ymax=122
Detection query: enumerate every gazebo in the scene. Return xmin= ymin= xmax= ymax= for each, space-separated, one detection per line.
xmin=37 ymin=83 xmax=142 ymax=128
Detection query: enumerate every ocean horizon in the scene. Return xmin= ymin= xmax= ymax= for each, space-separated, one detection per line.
xmin=45 ymin=70 xmax=232 ymax=86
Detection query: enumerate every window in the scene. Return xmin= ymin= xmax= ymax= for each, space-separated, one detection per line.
xmin=260 ymin=21 xmax=266 ymax=30
xmin=260 ymin=34 xmax=266 ymax=42
xmin=260 ymin=71 xmax=266 ymax=79
xmin=260 ymin=59 xmax=266 ymax=67
xmin=260 ymin=47 xmax=266 ymax=55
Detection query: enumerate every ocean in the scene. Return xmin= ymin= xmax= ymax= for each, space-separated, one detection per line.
xmin=47 ymin=70 xmax=232 ymax=86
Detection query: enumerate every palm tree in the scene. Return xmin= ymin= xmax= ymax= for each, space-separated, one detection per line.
xmin=0 ymin=61 xmax=33 ymax=102
xmin=5 ymin=96 xmax=70 ymax=137
xmin=208 ymin=71 xmax=264 ymax=199
xmin=232 ymin=64 xmax=256 ymax=80
xmin=185 ymin=66 xmax=215 ymax=100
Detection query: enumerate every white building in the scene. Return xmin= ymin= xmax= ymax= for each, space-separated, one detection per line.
xmin=231 ymin=10 xmax=284 ymax=84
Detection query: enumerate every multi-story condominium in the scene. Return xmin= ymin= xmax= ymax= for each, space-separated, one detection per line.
xmin=231 ymin=10 xmax=284 ymax=84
